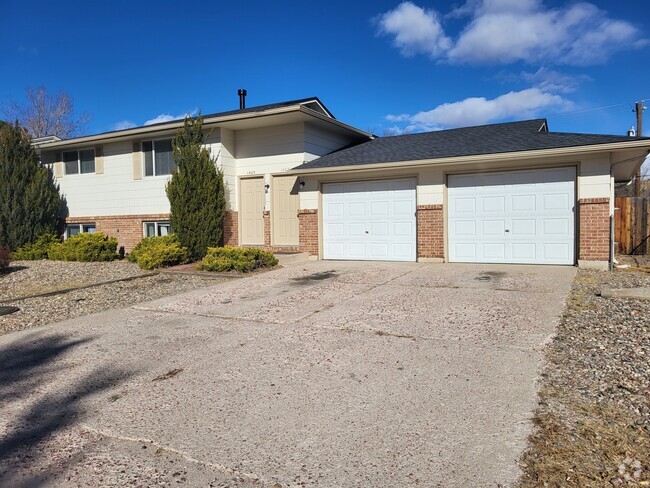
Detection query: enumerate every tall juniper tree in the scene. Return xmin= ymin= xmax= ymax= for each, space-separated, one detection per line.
xmin=0 ymin=121 xmax=65 ymax=250
xmin=166 ymin=115 xmax=226 ymax=261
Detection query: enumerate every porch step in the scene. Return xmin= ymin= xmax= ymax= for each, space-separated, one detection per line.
xmin=275 ymin=252 xmax=310 ymax=265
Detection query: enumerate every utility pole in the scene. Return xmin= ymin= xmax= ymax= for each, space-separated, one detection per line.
xmin=634 ymin=101 xmax=644 ymax=196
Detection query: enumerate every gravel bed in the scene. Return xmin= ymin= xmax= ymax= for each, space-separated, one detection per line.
xmin=1 ymin=260 xmax=146 ymax=300
xmin=519 ymin=268 xmax=650 ymax=487
xmin=0 ymin=273 xmax=226 ymax=336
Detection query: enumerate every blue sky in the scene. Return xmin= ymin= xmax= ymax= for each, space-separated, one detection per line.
xmin=1 ymin=0 xmax=649 ymax=137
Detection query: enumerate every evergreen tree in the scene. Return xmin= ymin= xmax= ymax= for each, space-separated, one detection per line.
xmin=166 ymin=115 xmax=226 ymax=261
xmin=0 ymin=121 xmax=65 ymax=250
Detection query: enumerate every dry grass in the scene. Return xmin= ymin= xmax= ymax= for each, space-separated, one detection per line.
xmin=519 ymin=391 xmax=650 ymax=487
xmin=518 ymin=268 xmax=650 ymax=487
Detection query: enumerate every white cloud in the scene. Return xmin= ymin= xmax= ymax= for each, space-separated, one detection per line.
xmin=385 ymin=87 xmax=571 ymax=131
xmin=385 ymin=113 xmax=411 ymax=122
xmin=376 ymin=1 xmax=646 ymax=65
xmin=519 ymin=68 xmax=590 ymax=94
xmin=144 ymin=109 xmax=197 ymax=126
xmin=112 ymin=120 xmax=136 ymax=131
xmin=376 ymin=2 xmax=451 ymax=57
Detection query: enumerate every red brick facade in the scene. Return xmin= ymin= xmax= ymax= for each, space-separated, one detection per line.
xmin=223 ymin=211 xmax=239 ymax=246
xmin=298 ymin=209 xmax=319 ymax=257
xmin=66 ymin=214 xmax=170 ymax=252
xmin=263 ymin=211 xmax=271 ymax=248
xmin=578 ymin=198 xmax=610 ymax=262
xmin=417 ymin=205 xmax=444 ymax=259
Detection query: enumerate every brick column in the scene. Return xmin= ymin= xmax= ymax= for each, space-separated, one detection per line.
xmin=223 ymin=211 xmax=238 ymax=246
xmin=263 ymin=211 xmax=271 ymax=249
xmin=417 ymin=205 xmax=444 ymax=260
xmin=298 ymin=209 xmax=318 ymax=257
xmin=578 ymin=198 xmax=610 ymax=263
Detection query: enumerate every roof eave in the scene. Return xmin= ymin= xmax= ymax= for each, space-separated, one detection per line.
xmin=286 ymin=139 xmax=650 ymax=175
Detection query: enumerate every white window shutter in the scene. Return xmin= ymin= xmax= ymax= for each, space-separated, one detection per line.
xmin=132 ymin=142 xmax=142 ymax=180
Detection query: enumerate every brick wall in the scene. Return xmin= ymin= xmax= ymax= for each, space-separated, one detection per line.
xmin=263 ymin=211 xmax=271 ymax=249
xmin=578 ymin=198 xmax=610 ymax=262
xmin=298 ymin=209 xmax=318 ymax=257
xmin=417 ymin=205 xmax=444 ymax=259
xmin=66 ymin=214 xmax=170 ymax=252
xmin=223 ymin=211 xmax=238 ymax=246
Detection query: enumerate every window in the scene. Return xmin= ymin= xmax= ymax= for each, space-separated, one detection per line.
xmin=63 ymin=149 xmax=95 ymax=175
xmin=143 ymin=139 xmax=174 ymax=176
xmin=66 ymin=223 xmax=96 ymax=238
xmin=144 ymin=221 xmax=171 ymax=237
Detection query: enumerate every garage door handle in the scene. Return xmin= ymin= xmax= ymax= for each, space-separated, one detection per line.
xmin=365 ymin=231 xmax=369 ymax=234
xmin=505 ymin=229 xmax=510 ymax=232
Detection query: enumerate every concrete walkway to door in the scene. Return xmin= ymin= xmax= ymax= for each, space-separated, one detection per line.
xmin=0 ymin=261 xmax=576 ymax=487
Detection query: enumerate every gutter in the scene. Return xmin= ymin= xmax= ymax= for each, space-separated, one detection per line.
xmin=36 ymin=105 xmax=372 ymax=150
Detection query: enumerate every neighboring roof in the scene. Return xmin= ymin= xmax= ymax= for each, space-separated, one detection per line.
xmin=35 ymin=97 xmax=364 ymax=149
xmin=31 ymin=135 xmax=62 ymax=145
xmin=298 ymin=119 xmax=650 ymax=170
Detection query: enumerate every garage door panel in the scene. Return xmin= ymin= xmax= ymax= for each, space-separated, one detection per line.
xmin=323 ymin=179 xmax=416 ymax=262
xmin=348 ymin=222 xmax=366 ymax=236
xmin=454 ymin=220 xmax=476 ymax=236
xmin=512 ymin=194 xmax=536 ymax=211
xmin=483 ymin=220 xmax=506 ymax=235
xmin=543 ymin=193 xmax=570 ymax=210
xmin=543 ymin=243 xmax=570 ymax=260
xmin=449 ymin=167 xmax=575 ymax=265
xmin=511 ymin=243 xmax=536 ymax=260
xmin=482 ymin=196 xmax=505 ymax=212
xmin=512 ymin=219 xmax=536 ymax=235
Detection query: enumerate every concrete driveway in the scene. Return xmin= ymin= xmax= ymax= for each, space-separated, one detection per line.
xmin=0 ymin=261 xmax=575 ymax=487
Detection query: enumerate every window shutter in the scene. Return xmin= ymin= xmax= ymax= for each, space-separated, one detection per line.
xmin=95 ymin=146 xmax=104 ymax=174
xmin=132 ymin=142 xmax=142 ymax=180
xmin=53 ymin=152 xmax=63 ymax=178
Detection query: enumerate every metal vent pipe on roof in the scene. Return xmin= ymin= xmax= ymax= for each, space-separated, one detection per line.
xmin=238 ymin=89 xmax=247 ymax=109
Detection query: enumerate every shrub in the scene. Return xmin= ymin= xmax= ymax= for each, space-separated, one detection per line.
xmin=11 ymin=233 xmax=60 ymax=260
xmin=166 ymin=115 xmax=226 ymax=261
xmin=197 ymin=246 xmax=278 ymax=273
xmin=128 ymin=234 xmax=189 ymax=270
xmin=47 ymin=232 xmax=118 ymax=262
xmin=0 ymin=246 xmax=10 ymax=270
xmin=0 ymin=121 xmax=66 ymax=250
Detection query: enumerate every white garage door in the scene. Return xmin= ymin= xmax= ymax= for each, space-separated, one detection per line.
xmin=323 ymin=178 xmax=416 ymax=261
xmin=448 ymin=167 xmax=576 ymax=265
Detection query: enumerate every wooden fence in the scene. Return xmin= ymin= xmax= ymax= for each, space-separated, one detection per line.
xmin=615 ymin=197 xmax=650 ymax=255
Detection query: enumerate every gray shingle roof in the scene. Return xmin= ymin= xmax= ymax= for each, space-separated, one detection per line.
xmin=298 ymin=119 xmax=647 ymax=170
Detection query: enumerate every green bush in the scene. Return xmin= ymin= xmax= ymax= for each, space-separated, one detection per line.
xmin=48 ymin=232 xmax=118 ymax=262
xmin=128 ymin=234 xmax=189 ymax=270
xmin=11 ymin=233 xmax=60 ymax=260
xmin=197 ymin=246 xmax=278 ymax=273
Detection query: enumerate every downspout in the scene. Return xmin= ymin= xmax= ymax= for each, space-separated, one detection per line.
xmin=610 ymin=152 xmax=649 ymax=271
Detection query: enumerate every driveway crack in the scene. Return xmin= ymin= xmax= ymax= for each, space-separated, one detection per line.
xmin=80 ymin=424 xmax=269 ymax=485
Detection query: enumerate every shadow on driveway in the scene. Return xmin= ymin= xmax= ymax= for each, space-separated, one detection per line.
xmin=0 ymin=332 xmax=133 ymax=487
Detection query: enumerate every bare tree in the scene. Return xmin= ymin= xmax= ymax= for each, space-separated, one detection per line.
xmin=3 ymin=86 xmax=91 ymax=139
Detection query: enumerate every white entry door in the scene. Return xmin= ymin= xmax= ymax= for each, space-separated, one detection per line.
xmin=448 ymin=167 xmax=576 ymax=265
xmin=322 ymin=178 xmax=416 ymax=261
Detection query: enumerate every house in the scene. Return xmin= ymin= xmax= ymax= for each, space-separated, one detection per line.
xmin=287 ymin=119 xmax=650 ymax=270
xmin=35 ymin=96 xmax=650 ymax=270
xmin=35 ymin=97 xmax=371 ymax=252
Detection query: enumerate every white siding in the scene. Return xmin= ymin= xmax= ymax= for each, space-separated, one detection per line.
xmin=578 ymin=155 xmax=611 ymax=199
xmin=304 ymin=122 xmax=355 ymax=158
xmin=56 ymin=140 xmax=172 ymax=217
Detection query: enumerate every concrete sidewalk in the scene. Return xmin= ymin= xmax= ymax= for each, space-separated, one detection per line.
xmin=0 ymin=261 xmax=576 ymax=487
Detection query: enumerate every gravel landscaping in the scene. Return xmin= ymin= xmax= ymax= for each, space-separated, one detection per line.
xmin=519 ymin=264 xmax=650 ymax=487
xmin=0 ymin=260 xmax=226 ymax=335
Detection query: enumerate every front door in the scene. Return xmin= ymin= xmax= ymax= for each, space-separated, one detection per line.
xmin=240 ymin=177 xmax=265 ymax=245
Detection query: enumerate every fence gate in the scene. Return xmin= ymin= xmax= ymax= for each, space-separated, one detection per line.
xmin=615 ymin=197 xmax=650 ymax=255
